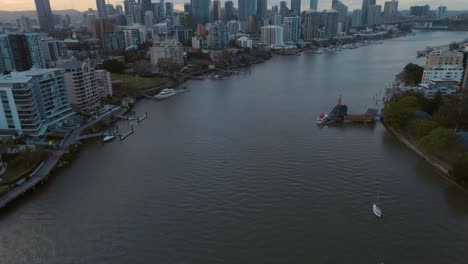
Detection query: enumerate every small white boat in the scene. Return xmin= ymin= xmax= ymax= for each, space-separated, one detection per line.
xmin=155 ymin=88 xmax=177 ymax=100
xmin=313 ymin=49 xmax=324 ymax=54
xmin=103 ymin=134 xmax=116 ymax=143
xmin=373 ymin=204 xmax=382 ymax=218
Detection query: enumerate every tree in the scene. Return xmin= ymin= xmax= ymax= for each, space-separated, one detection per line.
xmin=396 ymin=63 xmax=424 ymax=86
xmin=418 ymin=127 xmax=457 ymax=155
xmin=133 ymin=60 xmax=153 ymax=75
xmin=433 ymin=95 xmax=460 ymax=128
xmin=384 ymin=95 xmax=419 ymax=129
xmin=449 ymin=42 xmax=459 ymax=51
xmin=452 ymin=153 xmax=468 ymax=186
xmin=102 ymin=59 xmax=126 ymax=74
xmin=157 ymin=59 xmax=182 ymax=74
xmin=410 ymin=119 xmax=439 ymax=138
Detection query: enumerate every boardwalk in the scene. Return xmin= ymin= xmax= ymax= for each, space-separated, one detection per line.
xmin=0 ymin=107 xmax=122 ymax=209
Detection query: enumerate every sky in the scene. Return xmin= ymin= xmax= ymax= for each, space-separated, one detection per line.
xmin=0 ymin=0 xmax=463 ymax=12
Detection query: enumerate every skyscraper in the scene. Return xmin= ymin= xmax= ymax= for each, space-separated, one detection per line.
xmin=213 ymin=0 xmax=222 ymax=21
xmin=361 ymin=0 xmax=376 ymax=25
xmin=301 ymin=10 xmax=321 ymax=37
xmin=159 ymin=0 xmax=166 ymax=18
xmin=191 ymin=0 xmax=210 ymax=29
xmin=367 ymin=5 xmax=382 ymax=25
xmin=207 ymin=21 xmax=228 ymax=49
xmin=184 ymin=3 xmax=192 ymax=13
xmin=351 ymin=9 xmax=362 ymax=27
xmin=332 ymin=0 xmax=348 ymax=33
xmin=283 ymin=16 xmax=301 ymax=42
xmin=34 ymin=0 xmax=55 ymax=31
xmin=142 ymin=0 xmax=153 ymax=20
xmin=96 ymin=0 xmax=108 ymax=18
xmin=310 ymin=0 xmax=318 ymax=10
xmin=225 ymin=1 xmax=235 ymax=21
xmin=325 ymin=10 xmax=339 ymax=38
xmin=257 ymin=0 xmax=268 ymax=20
xmin=238 ymin=0 xmax=256 ymax=31
xmin=383 ymin=0 xmax=398 ymax=22
xmin=165 ymin=2 xmax=174 ymax=17
xmin=290 ymin=0 xmax=301 ymax=16
xmin=280 ymin=1 xmax=289 ymax=20
xmin=238 ymin=0 xmax=257 ymax=22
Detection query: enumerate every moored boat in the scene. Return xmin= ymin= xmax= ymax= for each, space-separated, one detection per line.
xmin=155 ymin=88 xmax=177 ymax=100
xmin=103 ymin=134 xmax=116 ymax=143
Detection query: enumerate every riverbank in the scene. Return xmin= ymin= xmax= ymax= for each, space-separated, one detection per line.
xmin=383 ymin=118 xmax=468 ymax=193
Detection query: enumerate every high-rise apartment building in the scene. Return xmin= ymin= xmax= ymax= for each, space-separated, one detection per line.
xmin=302 ymin=10 xmax=324 ymax=40
xmin=58 ymin=59 xmax=101 ymax=113
xmin=1 ymin=33 xmax=47 ymax=72
xmin=17 ymin=16 xmax=32 ymax=33
xmin=260 ymin=25 xmax=284 ymax=46
xmin=150 ymin=35 xmax=184 ymax=66
xmin=0 ymin=68 xmax=73 ymax=136
xmin=34 ymin=0 xmax=55 ymax=31
xmin=426 ymin=50 xmax=464 ymax=68
xmin=283 ymin=16 xmax=301 ymax=42
xmin=207 ymin=21 xmax=228 ymax=49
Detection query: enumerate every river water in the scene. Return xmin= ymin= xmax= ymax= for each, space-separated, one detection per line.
xmin=1 ymin=31 xmax=468 ymax=264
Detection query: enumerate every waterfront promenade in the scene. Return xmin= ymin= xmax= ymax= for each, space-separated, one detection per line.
xmin=0 ymin=106 xmax=122 ymax=209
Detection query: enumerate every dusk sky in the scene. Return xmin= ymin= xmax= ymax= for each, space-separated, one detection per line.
xmin=0 ymin=0 xmax=462 ymax=12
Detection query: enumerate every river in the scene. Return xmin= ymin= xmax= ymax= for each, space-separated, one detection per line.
xmin=1 ymin=31 xmax=468 ymax=264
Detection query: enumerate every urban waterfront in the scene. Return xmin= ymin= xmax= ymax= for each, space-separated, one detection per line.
xmin=1 ymin=31 xmax=468 ymax=263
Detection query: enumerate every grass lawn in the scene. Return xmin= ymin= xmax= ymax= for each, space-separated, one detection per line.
xmin=111 ymin=73 xmax=173 ymax=90
xmin=0 ymin=163 xmax=37 ymax=185
xmin=0 ymin=186 xmax=8 ymax=197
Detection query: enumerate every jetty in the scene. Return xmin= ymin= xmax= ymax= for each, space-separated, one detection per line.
xmin=0 ymin=106 xmax=123 ymax=209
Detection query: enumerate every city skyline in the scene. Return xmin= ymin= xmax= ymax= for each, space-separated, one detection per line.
xmin=0 ymin=0 xmax=464 ymax=12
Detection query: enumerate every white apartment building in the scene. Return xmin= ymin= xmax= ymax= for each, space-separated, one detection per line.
xmin=260 ymin=25 xmax=284 ymax=46
xmin=58 ymin=59 xmax=101 ymax=114
xmin=236 ymin=36 xmax=253 ymax=49
xmin=422 ymin=65 xmax=464 ymax=84
xmin=0 ymin=68 xmax=73 ymax=136
xmin=150 ymin=35 xmax=184 ymax=66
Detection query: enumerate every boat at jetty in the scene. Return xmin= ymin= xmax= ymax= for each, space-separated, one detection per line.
xmin=155 ymin=89 xmax=177 ymax=100
xmin=103 ymin=134 xmax=116 ymax=143
xmin=316 ymin=96 xmax=378 ymax=125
